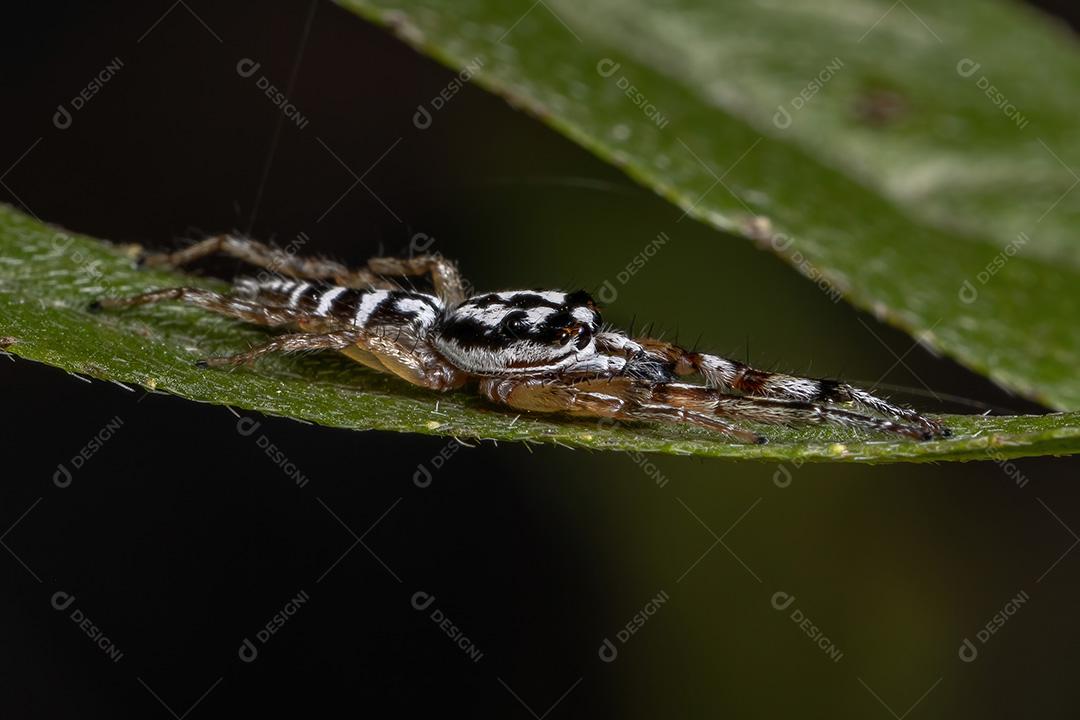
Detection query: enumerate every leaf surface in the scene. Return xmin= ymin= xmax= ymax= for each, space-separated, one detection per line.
xmin=1 ymin=205 xmax=1076 ymax=463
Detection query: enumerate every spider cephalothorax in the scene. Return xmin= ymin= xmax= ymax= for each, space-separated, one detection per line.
xmin=91 ymin=235 xmax=950 ymax=444
xmin=435 ymin=290 xmax=605 ymax=375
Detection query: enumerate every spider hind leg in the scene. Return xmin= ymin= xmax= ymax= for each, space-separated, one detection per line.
xmin=138 ymin=235 xmax=468 ymax=303
xmin=137 ymin=235 xmax=387 ymax=286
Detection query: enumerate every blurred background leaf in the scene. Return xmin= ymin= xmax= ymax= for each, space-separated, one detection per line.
xmin=339 ymin=0 xmax=1080 ymax=410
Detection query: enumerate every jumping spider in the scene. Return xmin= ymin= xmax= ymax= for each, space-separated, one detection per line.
xmin=91 ymin=236 xmax=949 ymax=444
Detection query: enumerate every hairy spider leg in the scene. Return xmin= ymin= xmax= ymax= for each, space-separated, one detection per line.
xmin=196 ymin=329 xmax=362 ymax=367
xmin=92 ymin=241 xmax=948 ymax=443
xmin=479 ymin=376 xmax=765 ymax=443
xmin=481 ymin=376 xmax=935 ymax=442
xmin=138 ymin=235 xmax=467 ymax=303
xmin=89 ymin=287 xmax=326 ymax=328
xmin=595 ymin=333 xmax=948 ymax=438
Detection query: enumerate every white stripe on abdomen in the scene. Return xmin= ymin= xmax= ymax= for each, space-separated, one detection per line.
xmin=354 ymin=291 xmax=390 ymax=327
xmin=315 ymin=286 xmax=347 ymax=315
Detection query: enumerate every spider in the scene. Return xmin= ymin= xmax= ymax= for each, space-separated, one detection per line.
xmin=90 ymin=235 xmax=949 ymax=444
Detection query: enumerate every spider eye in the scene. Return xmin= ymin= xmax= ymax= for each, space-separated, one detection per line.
xmin=501 ymin=313 xmax=529 ymax=337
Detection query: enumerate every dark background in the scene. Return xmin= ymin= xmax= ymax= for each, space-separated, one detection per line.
xmin=2 ymin=1 xmax=1079 ymax=717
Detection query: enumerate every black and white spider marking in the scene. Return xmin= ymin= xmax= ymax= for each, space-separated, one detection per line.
xmin=90 ymin=235 xmax=950 ymax=444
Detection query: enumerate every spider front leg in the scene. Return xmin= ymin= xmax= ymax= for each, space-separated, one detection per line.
xmin=598 ymin=334 xmax=949 ymax=438
xmin=692 ymin=352 xmax=950 ymax=437
xmin=689 ymin=387 xmax=936 ymax=441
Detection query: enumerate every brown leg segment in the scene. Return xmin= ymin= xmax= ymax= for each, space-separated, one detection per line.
xmin=140 ymin=236 xmax=468 ymax=301
xmin=479 ymin=377 xmax=766 ymax=443
xmin=681 ymin=387 xmax=933 ymax=440
xmin=346 ymin=334 xmax=468 ymax=391
xmin=481 ymin=376 xmax=935 ymax=442
xmin=197 ymin=329 xmax=361 ymax=367
xmin=138 ymin=235 xmax=399 ymax=288
xmin=366 ymin=255 xmax=467 ymax=306
xmin=596 ymin=333 xmax=948 ymax=438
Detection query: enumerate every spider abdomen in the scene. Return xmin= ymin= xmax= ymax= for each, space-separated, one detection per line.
xmin=233 ymin=277 xmax=442 ymax=333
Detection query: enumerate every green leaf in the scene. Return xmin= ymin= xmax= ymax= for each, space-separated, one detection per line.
xmin=1 ymin=204 xmax=1077 ymax=463
xmin=335 ymin=0 xmax=1080 ymax=411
